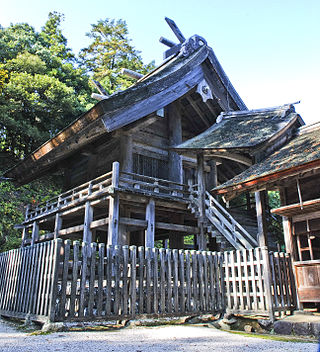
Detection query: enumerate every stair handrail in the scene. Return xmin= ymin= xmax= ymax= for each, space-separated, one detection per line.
xmin=205 ymin=191 xmax=258 ymax=248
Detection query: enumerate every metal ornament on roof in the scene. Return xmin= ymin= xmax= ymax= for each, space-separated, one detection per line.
xmin=196 ymin=78 xmax=213 ymax=102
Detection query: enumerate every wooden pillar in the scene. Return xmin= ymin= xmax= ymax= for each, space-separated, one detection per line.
xmin=83 ymin=201 xmax=93 ymax=244
xmin=54 ymin=213 xmax=62 ymax=239
xmin=169 ymin=233 xmax=184 ymax=249
xmin=119 ymin=209 xmax=130 ymax=245
xmin=108 ymin=162 xmax=120 ymax=245
xmin=31 ymin=221 xmax=39 ymax=245
xmin=168 ymin=104 xmax=183 ymax=183
xmin=108 ymin=196 xmax=120 ymax=245
xmin=261 ymin=246 xmax=275 ymax=320
xmin=87 ymin=153 xmax=98 ymax=180
xmin=206 ymin=160 xmax=217 ymax=191
xmin=255 ymin=190 xmax=268 ymax=248
xmin=145 ymin=199 xmax=155 ymax=248
xmin=279 ymin=188 xmax=296 ymax=258
xmin=169 ymin=214 xmax=184 ymax=249
xmin=197 ymin=153 xmax=207 ymax=250
xmin=120 ymin=134 xmax=133 ymax=173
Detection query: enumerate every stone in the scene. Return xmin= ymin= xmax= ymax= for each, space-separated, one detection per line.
xmin=258 ymin=319 xmax=273 ymax=330
xmin=311 ymin=322 xmax=320 ymax=337
xmin=273 ymin=321 xmax=293 ymax=335
xmin=218 ymin=321 xmax=231 ymax=330
xmin=292 ymin=322 xmax=311 ymax=336
xmin=222 ymin=317 xmax=237 ymax=325
xmin=244 ymin=325 xmax=254 ymax=333
xmin=42 ymin=322 xmax=65 ymax=332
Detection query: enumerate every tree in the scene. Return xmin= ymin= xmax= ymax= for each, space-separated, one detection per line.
xmin=80 ymin=19 xmax=155 ymax=94
xmin=0 ymin=13 xmax=93 ymax=159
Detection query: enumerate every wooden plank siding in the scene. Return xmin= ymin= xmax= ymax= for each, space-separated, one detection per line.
xmin=0 ymin=241 xmax=296 ymax=323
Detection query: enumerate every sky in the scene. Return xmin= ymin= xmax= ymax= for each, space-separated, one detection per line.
xmin=1 ymin=0 xmax=319 ymax=124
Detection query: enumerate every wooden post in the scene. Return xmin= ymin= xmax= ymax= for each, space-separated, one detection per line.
xmin=255 ymin=190 xmax=268 ymax=248
xmin=54 ymin=213 xmax=62 ymax=239
xmin=83 ymin=201 xmax=93 ymax=244
xmin=261 ymin=246 xmax=275 ymax=321
xmin=145 ymin=199 xmax=155 ymax=248
xmin=108 ymin=162 xmax=120 ymax=245
xmin=169 ymin=214 xmax=184 ymax=249
xmin=120 ymin=134 xmax=133 ymax=173
xmin=111 ymin=161 xmax=120 ymax=188
xmin=48 ymin=239 xmax=62 ymax=322
xmin=206 ymin=160 xmax=217 ymax=192
xmin=31 ymin=221 xmax=39 ymax=245
xmin=167 ymin=104 xmax=183 ymax=183
xmin=280 ymin=187 xmax=301 ymax=309
xmin=197 ymin=153 xmax=207 ymax=250
xmin=108 ymin=195 xmax=120 ymax=246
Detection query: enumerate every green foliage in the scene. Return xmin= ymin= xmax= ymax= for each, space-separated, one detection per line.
xmin=0 ymin=172 xmax=61 ymax=252
xmin=0 ymin=14 xmax=155 ymax=252
xmin=0 ymin=13 xmax=93 ymax=158
xmin=80 ymin=19 xmax=155 ymax=94
xmin=267 ymin=190 xmax=284 ymax=249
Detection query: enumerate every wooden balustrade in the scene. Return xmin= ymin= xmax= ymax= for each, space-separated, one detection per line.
xmin=24 ymin=163 xmax=191 ymax=226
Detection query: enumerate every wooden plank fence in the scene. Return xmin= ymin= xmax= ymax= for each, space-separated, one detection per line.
xmin=224 ymin=247 xmax=296 ymax=317
xmin=0 ymin=240 xmax=296 ymax=323
xmin=53 ymin=241 xmax=225 ymax=321
xmin=0 ymin=240 xmax=59 ymax=322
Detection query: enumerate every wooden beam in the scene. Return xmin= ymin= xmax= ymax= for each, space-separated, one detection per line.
xmin=165 ymin=17 xmax=186 ymax=43
xmin=91 ymin=93 xmax=109 ymax=101
xmin=204 ymin=151 xmax=252 ymax=166
xmin=120 ymin=68 xmax=143 ymax=80
xmin=159 ymin=36 xmax=177 ymax=47
xmin=91 ymin=218 xmax=109 ymax=229
xmin=91 ymin=79 xmax=108 ymax=96
xmin=145 ymin=199 xmax=155 ymax=247
xmin=59 ymin=224 xmax=84 ymax=236
xmin=156 ymin=222 xmax=199 ymax=233
xmin=120 ymin=218 xmax=147 ymax=228
xmin=186 ymin=96 xmax=210 ymax=128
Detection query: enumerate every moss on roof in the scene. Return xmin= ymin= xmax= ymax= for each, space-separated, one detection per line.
xmin=214 ymin=123 xmax=320 ymax=192
xmin=174 ymin=105 xmax=298 ymax=150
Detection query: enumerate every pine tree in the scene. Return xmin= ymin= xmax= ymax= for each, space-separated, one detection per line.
xmin=80 ymin=19 xmax=155 ymax=94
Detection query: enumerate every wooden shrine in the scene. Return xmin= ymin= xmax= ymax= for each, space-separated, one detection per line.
xmin=214 ymin=122 xmax=320 ymax=308
xmin=5 ymin=19 xmax=257 ymax=252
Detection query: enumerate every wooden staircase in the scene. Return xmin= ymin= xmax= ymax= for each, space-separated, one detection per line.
xmin=189 ymin=190 xmax=258 ymax=250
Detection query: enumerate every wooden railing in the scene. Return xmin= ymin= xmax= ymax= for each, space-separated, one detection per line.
xmin=119 ymin=171 xmax=190 ymax=199
xmin=24 ymin=162 xmax=191 ymax=224
xmin=0 ymin=241 xmax=296 ymax=323
xmin=205 ymin=192 xmax=258 ymax=250
xmin=25 ymin=171 xmax=113 ymax=222
xmin=188 ymin=186 xmax=258 ymax=250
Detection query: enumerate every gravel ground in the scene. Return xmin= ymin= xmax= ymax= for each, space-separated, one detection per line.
xmin=0 ymin=319 xmax=318 ymax=352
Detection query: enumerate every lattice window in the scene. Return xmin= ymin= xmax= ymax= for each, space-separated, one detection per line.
xmin=133 ymin=153 xmax=168 ymax=179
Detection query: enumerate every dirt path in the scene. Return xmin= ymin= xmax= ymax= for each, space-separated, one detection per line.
xmin=0 ymin=319 xmax=318 ymax=352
